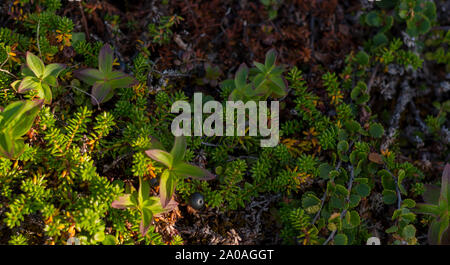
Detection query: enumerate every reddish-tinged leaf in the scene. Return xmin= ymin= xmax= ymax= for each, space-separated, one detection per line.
xmin=18 ymin=76 xmax=39 ymax=93
xmin=111 ymin=194 xmax=134 ymax=209
xmin=0 ymin=130 xmax=14 ymax=159
xmin=441 ymin=164 xmax=450 ymax=203
xmin=150 ymin=198 xmax=179 ymax=217
xmin=91 ymin=81 xmax=112 ymax=105
xmin=43 ymin=63 xmax=65 ymax=79
xmin=163 ymin=199 xmax=178 ymax=212
xmin=149 ymin=136 xmax=165 ymax=150
xmin=139 ymin=208 xmax=153 ymax=236
xmin=170 ymin=136 xmax=186 ymax=164
xmin=98 ymin=44 xmax=113 ymax=75
xmin=145 ymin=149 xmax=173 ymax=168
xmin=159 ymin=170 xmax=176 ymax=208
xmin=441 ymin=228 xmax=450 ymax=245
xmin=107 ymin=71 xmax=138 ymax=89
xmin=428 ymin=218 xmax=450 ymax=245
xmin=173 ymin=162 xmax=215 ymax=180
xmin=74 ymin=68 xmax=103 ymax=85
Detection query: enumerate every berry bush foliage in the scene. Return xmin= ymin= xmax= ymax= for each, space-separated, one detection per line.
xmin=0 ymin=0 xmax=448 ymax=245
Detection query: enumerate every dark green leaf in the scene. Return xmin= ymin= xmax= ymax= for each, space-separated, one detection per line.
xmin=265 ymin=48 xmax=277 ymax=69
xmin=74 ymin=68 xmax=103 ymax=85
xmin=318 ymin=163 xmax=333 ymax=179
xmin=382 ymin=189 xmax=397 ymax=204
xmin=173 ymin=162 xmax=215 ymax=180
xmin=355 ymin=183 xmax=370 ymax=197
xmin=139 ymin=207 xmax=153 ymax=236
xmin=170 ymin=136 xmax=186 ymax=164
xmin=98 ymin=44 xmax=114 ymax=75
xmin=159 ymin=170 xmax=176 ymax=208
xmin=145 ymin=149 xmax=173 ymax=168
xmin=334 ymin=234 xmax=348 ymax=245
xmin=369 ymin=123 xmax=384 ymax=138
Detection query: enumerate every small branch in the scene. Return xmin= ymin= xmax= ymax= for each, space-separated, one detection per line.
xmin=312 ymin=142 xmax=353 ymax=225
xmin=227 ymin=155 xmax=258 ymax=162
xmin=312 ymin=189 xmax=328 ymax=224
xmin=324 ymin=229 xmax=337 ymax=245
xmin=323 ymin=164 xmax=356 ymax=245
xmin=0 ymin=53 xmax=10 ymax=68
xmin=103 ymin=152 xmax=132 ymax=173
xmin=65 ymin=85 xmax=101 ymax=110
xmin=0 ymin=68 xmax=17 ymax=79
xmin=385 ymin=168 xmax=402 ymax=209
xmin=409 ymin=100 xmax=428 ymax=133
xmin=201 ymin=142 xmax=219 ymax=147
xmin=382 ymin=80 xmax=414 ymax=151
xmin=79 ymin=1 xmax=90 ymax=41
xmin=312 ymin=160 xmax=342 ymax=224
xmin=366 ymin=63 xmax=380 ymax=95
xmin=431 ymin=26 xmax=450 ymax=31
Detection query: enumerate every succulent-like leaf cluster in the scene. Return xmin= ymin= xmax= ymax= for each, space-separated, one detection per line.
xmin=112 ymin=177 xmax=177 ymax=236
xmin=11 ymin=52 xmax=65 ymax=104
xmin=145 ymin=136 xmax=215 ymax=208
xmin=75 ymin=44 xmax=137 ymax=105
xmin=224 ymin=49 xmax=287 ymax=102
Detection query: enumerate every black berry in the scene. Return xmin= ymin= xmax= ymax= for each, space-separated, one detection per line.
xmin=189 ymin=192 xmax=205 ymax=210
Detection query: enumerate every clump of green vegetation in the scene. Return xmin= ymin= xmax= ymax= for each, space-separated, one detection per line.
xmin=0 ymin=0 xmax=447 ymax=246
xmin=425 ymin=29 xmax=450 ymax=72
xmin=145 ymin=136 xmax=214 ymax=207
xmin=0 ymin=100 xmax=42 ymax=159
xmin=11 ymin=52 xmax=65 ymax=104
xmin=223 ymin=49 xmax=287 ymax=102
xmin=148 ymin=15 xmax=183 ymax=45
xmin=112 ymin=176 xmax=177 ymax=236
xmin=260 ymin=0 xmax=282 ymax=20
xmin=75 ymin=44 xmax=137 ymax=105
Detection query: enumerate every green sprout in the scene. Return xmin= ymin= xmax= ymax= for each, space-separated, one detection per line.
xmin=226 ymin=48 xmax=287 ymax=102
xmin=145 ymin=136 xmax=215 ymax=208
xmin=260 ymin=0 xmax=282 ymax=20
xmin=198 ymin=63 xmax=222 ymax=87
xmin=111 ymin=176 xmax=177 ymax=236
xmin=74 ymin=44 xmax=137 ymax=105
xmin=11 ymin=52 xmax=65 ymax=104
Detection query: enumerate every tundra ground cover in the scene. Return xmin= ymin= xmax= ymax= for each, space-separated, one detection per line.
xmin=0 ymin=0 xmax=448 ymax=245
